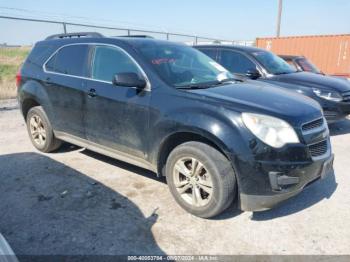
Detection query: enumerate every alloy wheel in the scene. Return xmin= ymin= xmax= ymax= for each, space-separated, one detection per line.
xmin=173 ymin=157 xmax=213 ymax=207
xmin=29 ymin=114 xmax=46 ymax=147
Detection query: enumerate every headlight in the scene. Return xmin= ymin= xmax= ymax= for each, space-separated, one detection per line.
xmin=312 ymin=88 xmax=342 ymax=102
xmin=242 ymin=113 xmax=299 ymax=148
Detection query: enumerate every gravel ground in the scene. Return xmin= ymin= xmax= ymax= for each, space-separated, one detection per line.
xmin=0 ymin=99 xmax=350 ymax=256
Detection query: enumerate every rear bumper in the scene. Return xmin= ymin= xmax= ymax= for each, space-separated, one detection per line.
xmin=237 ymin=153 xmax=334 ymax=212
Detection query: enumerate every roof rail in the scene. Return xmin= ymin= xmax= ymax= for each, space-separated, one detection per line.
xmin=46 ymin=32 xmax=104 ymax=40
xmin=117 ymin=35 xmax=154 ymax=39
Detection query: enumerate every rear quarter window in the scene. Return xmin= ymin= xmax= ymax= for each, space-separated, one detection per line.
xmin=45 ymin=45 xmax=90 ymax=77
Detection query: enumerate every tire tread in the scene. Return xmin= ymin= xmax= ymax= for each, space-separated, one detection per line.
xmin=166 ymin=141 xmax=236 ymax=218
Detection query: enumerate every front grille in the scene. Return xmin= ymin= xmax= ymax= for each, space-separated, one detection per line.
xmin=302 ymin=118 xmax=324 ymax=132
xmin=308 ymin=140 xmax=328 ymax=157
xmin=323 ymin=111 xmax=338 ymax=118
xmin=343 ymin=91 xmax=350 ymax=102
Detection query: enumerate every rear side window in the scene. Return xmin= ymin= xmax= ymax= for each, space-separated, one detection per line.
xmin=45 ymin=45 xmax=90 ymax=77
xmin=91 ymin=45 xmax=142 ymax=82
xmin=219 ymin=50 xmax=256 ymax=74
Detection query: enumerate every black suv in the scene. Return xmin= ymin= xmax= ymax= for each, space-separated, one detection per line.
xmin=17 ymin=33 xmax=334 ymax=218
xmin=196 ymin=45 xmax=350 ymax=122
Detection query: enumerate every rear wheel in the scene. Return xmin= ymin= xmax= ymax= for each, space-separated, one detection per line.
xmin=165 ymin=141 xmax=236 ymax=218
xmin=26 ymin=106 xmax=62 ymax=153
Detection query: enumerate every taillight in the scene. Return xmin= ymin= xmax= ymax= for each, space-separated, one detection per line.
xmin=16 ymin=70 xmax=22 ymax=88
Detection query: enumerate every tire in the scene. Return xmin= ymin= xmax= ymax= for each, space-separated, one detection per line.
xmin=26 ymin=106 xmax=62 ymax=153
xmin=165 ymin=141 xmax=236 ymax=218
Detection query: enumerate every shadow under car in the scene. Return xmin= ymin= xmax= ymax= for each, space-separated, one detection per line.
xmin=0 ymin=152 xmax=166 ymax=258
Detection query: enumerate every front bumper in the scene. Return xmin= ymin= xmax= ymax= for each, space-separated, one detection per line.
xmin=315 ymin=98 xmax=350 ymax=122
xmin=238 ymin=153 xmax=334 ymax=212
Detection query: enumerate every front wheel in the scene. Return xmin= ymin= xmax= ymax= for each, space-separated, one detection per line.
xmin=165 ymin=141 xmax=236 ymax=218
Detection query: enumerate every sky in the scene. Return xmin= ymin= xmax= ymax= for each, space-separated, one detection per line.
xmin=0 ymin=0 xmax=350 ymax=45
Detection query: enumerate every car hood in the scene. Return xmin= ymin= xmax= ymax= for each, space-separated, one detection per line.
xmin=269 ymin=72 xmax=350 ymax=93
xmin=189 ymin=81 xmax=322 ymax=125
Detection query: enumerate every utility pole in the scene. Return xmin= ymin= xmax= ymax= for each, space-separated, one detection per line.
xmin=276 ymin=0 xmax=283 ymax=37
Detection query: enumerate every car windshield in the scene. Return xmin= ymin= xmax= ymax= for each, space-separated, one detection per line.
xmin=251 ymin=51 xmax=297 ymax=75
xmin=296 ymin=57 xmax=321 ymax=74
xmin=134 ymin=41 xmax=234 ymax=87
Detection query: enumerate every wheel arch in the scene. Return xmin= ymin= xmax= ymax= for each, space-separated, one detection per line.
xmin=18 ymin=80 xmax=52 ymax=120
xmin=156 ymin=130 xmax=232 ymax=177
xmin=21 ymin=97 xmax=40 ymax=119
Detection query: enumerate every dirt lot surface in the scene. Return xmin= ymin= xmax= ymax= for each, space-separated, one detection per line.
xmin=0 ymin=99 xmax=350 ymax=256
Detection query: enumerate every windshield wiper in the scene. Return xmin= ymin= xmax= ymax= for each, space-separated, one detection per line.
xmin=218 ymin=77 xmax=244 ymax=83
xmin=176 ymin=83 xmax=215 ymax=89
xmin=274 ymin=72 xmax=292 ymax=75
xmin=176 ymin=78 xmax=243 ymax=89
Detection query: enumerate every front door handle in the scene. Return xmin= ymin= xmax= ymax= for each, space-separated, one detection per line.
xmin=87 ymin=88 xmax=97 ymax=98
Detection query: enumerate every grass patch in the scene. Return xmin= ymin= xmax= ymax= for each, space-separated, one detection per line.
xmin=0 ymin=64 xmax=18 ymax=80
xmin=0 ymin=47 xmax=30 ymax=99
xmin=0 ymin=80 xmax=17 ymax=100
xmin=0 ymin=48 xmax=30 ymax=60
xmin=0 ymin=64 xmax=18 ymax=99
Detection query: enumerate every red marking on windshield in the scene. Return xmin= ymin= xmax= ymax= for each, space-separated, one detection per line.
xmin=151 ymin=58 xmax=176 ymax=65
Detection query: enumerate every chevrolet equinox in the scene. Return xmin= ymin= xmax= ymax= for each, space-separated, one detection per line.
xmin=17 ymin=33 xmax=334 ymax=218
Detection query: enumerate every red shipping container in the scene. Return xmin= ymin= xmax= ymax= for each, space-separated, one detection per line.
xmin=256 ymin=35 xmax=350 ymax=78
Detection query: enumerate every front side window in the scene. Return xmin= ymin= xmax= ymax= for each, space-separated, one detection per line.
xmin=220 ymin=50 xmax=256 ymax=74
xmin=251 ymin=51 xmax=297 ymax=75
xmin=199 ymin=48 xmax=218 ymax=60
xmin=285 ymin=60 xmax=298 ymax=71
xmin=134 ymin=42 xmax=233 ymax=87
xmin=45 ymin=45 xmax=89 ymax=77
xmin=91 ymin=46 xmax=142 ymax=82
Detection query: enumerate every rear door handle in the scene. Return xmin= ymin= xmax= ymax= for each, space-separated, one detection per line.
xmin=87 ymin=88 xmax=97 ymax=98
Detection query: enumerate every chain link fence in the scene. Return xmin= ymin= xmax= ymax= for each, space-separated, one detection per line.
xmin=0 ymin=15 xmax=254 ymax=46
xmin=0 ymin=15 xmax=253 ymax=99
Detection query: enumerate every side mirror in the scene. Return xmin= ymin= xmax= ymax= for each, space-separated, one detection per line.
xmin=245 ymin=69 xmax=261 ymax=80
xmin=112 ymin=72 xmax=147 ymax=89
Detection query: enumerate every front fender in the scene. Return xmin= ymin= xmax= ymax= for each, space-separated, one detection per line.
xmin=149 ymin=105 xmax=250 ymax=166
